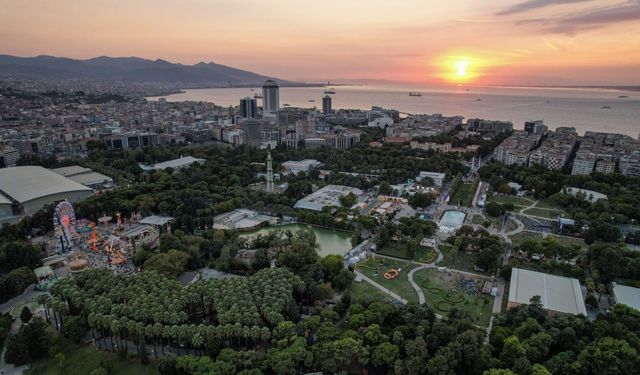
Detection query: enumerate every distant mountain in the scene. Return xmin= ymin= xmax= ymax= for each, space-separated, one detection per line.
xmin=0 ymin=55 xmax=295 ymax=86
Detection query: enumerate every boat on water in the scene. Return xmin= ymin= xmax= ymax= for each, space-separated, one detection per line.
xmin=250 ymin=89 xmax=254 ymax=91
xmin=476 ymin=98 xmax=482 ymax=101
xmin=602 ymin=105 xmax=611 ymax=109
xmin=618 ymin=95 xmax=628 ymax=98
xmin=409 ymin=91 xmax=422 ymax=97
xmin=253 ymin=93 xmax=263 ymax=99
xmin=324 ymin=89 xmax=336 ymax=94
xmin=308 ymin=99 xmax=315 ymax=102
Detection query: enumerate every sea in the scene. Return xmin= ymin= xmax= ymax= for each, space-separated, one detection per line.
xmin=148 ymin=84 xmax=640 ymax=137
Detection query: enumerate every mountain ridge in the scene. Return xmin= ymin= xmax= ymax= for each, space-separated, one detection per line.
xmin=0 ymin=54 xmax=296 ymax=86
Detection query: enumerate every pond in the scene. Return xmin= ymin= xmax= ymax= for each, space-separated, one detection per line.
xmin=239 ymin=223 xmax=353 ymax=257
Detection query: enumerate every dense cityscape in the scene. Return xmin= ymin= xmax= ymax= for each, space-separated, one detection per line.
xmin=1 ymin=75 xmax=640 ymax=375
xmin=2 ymin=0 xmax=640 ymax=374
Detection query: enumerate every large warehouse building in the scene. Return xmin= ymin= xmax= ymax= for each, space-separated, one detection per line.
xmin=508 ymin=268 xmax=587 ymax=316
xmin=0 ymin=166 xmax=93 ymax=217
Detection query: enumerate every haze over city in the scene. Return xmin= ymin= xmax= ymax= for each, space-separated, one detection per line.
xmin=1 ymin=0 xmax=640 ymax=85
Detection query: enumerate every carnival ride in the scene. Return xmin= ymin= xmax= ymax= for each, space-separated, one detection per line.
xmin=102 ymin=234 xmax=130 ymax=265
xmin=53 ymin=200 xmax=77 ymax=252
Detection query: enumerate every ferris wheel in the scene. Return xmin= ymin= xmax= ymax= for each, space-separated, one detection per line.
xmin=53 ymin=200 xmax=77 ymax=251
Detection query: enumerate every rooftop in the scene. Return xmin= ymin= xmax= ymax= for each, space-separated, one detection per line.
xmin=0 ymin=166 xmax=92 ymax=203
xmin=509 ymin=268 xmax=587 ymax=315
xmin=144 ymin=156 xmax=205 ymax=171
xmin=139 ymin=215 xmax=175 ymax=226
xmin=294 ymin=184 xmax=362 ymax=211
xmin=50 ymin=165 xmax=92 ymax=177
xmin=612 ymin=283 xmax=640 ymax=312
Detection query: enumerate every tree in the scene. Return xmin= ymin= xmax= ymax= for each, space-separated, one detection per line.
xmin=20 ymin=306 xmax=33 ymax=323
xmin=589 ymin=242 xmax=623 ymax=282
xmin=89 ymin=368 xmax=109 ymax=375
xmin=339 ymin=192 xmax=357 ymax=207
xmin=485 ymin=202 xmax=503 ymax=217
xmin=320 ymin=255 xmax=344 ymax=281
xmin=332 ymin=269 xmax=354 ymax=291
xmin=409 ymin=192 xmax=434 ymax=209
xmin=0 ymin=241 xmax=42 ymax=273
xmin=585 ymin=221 xmax=621 ymax=244
xmin=4 ymin=318 xmax=51 ymax=365
xmin=529 ymin=295 xmax=543 ymax=309
xmin=143 ymin=249 xmax=189 ymax=276
xmin=378 ymin=181 xmax=393 ymax=195
xmin=371 ymin=341 xmax=399 ymax=368
xmin=575 ymin=337 xmax=640 ymax=375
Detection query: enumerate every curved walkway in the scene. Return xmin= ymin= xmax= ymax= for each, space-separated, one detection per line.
xmin=407 ymin=265 xmax=430 ymax=304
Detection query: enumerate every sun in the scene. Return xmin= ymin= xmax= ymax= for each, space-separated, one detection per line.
xmin=455 ymin=59 xmax=469 ymax=77
xmin=434 ymin=54 xmax=486 ymax=84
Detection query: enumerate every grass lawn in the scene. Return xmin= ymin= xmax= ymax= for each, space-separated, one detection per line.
xmin=356 ymin=258 xmax=419 ymax=303
xmin=348 ymin=281 xmax=393 ymax=303
xmin=377 ymin=242 xmax=438 ymax=263
xmin=546 ymin=234 xmax=588 ymax=249
xmin=450 ymin=183 xmax=473 ymax=207
xmin=27 ymin=336 xmax=159 ymax=375
xmin=522 ymin=207 xmax=565 ymax=219
xmin=509 ymin=231 xmax=544 ymax=246
xmin=489 ymin=195 xmax=534 ymax=206
xmin=438 ymin=245 xmax=479 ymax=273
xmin=412 ymin=268 xmax=494 ymax=326
xmin=535 ymin=199 xmax=564 ymax=210
xmin=470 ymin=214 xmax=487 ymax=226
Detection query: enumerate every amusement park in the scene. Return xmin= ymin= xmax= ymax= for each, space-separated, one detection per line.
xmin=40 ymin=200 xmax=172 ymax=284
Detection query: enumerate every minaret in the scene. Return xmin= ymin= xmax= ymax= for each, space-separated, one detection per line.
xmin=266 ymin=152 xmax=274 ymax=193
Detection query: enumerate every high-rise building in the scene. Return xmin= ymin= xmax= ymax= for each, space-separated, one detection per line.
xmin=262 ymin=80 xmax=279 ymax=115
xmin=322 ymin=95 xmax=332 ymax=115
xmin=239 ymin=96 xmax=257 ymax=119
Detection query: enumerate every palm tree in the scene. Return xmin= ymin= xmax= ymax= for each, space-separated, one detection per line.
xmin=192 ymin=333 xmax=204 ymax=356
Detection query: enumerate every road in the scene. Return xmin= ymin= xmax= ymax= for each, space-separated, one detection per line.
xmin=0 ymin=286 xmax=46 ymax=314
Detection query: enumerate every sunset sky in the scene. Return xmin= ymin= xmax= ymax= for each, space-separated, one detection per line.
xmin=1 ymin=0 xmax=639 ymax=85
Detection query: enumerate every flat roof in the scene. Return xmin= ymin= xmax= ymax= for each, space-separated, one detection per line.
xmin=67 ymin=172 xmax=113 ymax=186
xmin=0 ymin=166 xmax=92 ymax=203
xmin=0 ymin=193 xmax=11 ymax=205
xmin=50 ymin=165 xmax=92 ymax=177
xmin=139 ymin=215 xmax=174 ymax=226
xmin=509 ymin=268 xmax=587 ymax=315
xmin=566 ymin=187 xmax=607 ymax=202
xmin=146 ymin=156 xmax=205 ymax=170
xmin=612 ymin=283 xmax=640 ymax=312
xmin=294 ymin=185 xmax=362 ymax=211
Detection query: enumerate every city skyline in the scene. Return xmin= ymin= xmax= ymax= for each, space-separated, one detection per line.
xmin=1 ymin=0 xmax=639 ymax=85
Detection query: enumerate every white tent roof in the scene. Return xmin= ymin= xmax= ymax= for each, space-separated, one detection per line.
xmin=509 ymin=267 xmax=587 ymax=315
xmin=0 ymin=166 xmax=91 ymax=203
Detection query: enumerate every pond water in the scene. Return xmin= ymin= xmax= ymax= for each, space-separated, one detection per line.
xmin=239 ymin=223 xmax=353 ymax=257
xmin=439 ymin=210 xmax=466 ymax=232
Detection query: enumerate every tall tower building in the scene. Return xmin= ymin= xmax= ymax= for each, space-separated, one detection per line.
xmin=322 ymin=95 xmax=332 ymax=115
xmin=266 ymin=151 xmax=274 ymax=193
xmin=240 ymin=96 xmax=257 ymax=119
xmin=262 ymin=80 xmax=279 ymax=115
